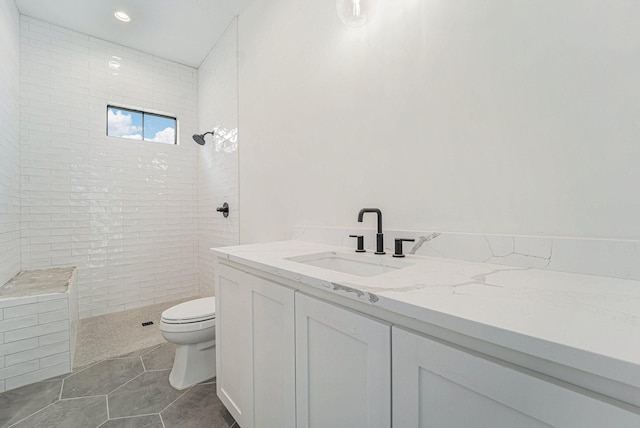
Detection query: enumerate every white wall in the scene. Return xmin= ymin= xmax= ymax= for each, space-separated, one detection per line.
xmin=0 ymin=0 xmax=21 ymax=286
xmin=20 ymin=17 xmax=200 ymax=318
xmin=198 ymin=18 xmax=240 ymax=297
xmin=239 ymin=0 xmax=640 ymax=242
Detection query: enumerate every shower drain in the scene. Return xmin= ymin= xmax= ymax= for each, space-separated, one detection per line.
xmin=141 ymin=321 xmax=154 ymax=326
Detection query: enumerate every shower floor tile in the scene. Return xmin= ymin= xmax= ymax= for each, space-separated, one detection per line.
xmin=73 ymin=298 xmax=194 ymax=368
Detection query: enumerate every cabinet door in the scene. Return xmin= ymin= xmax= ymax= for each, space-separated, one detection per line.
xmin=295 ymin=293 xmax=391 ymax=428
xmin=215 ymin=264 xmax=296 ymax=428
xmin=216 ymin=264 xmax=253 ymax=427
xmin=246 ymin=273 xmax=296 ymax=428
xmin=392 ymin=327 xmax=640 ymax=428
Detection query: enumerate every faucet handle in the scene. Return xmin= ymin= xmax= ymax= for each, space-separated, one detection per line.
xmin=393 ymin=238 xmax=415 ymax=258
xmin=349 ymin=235 xmax=366 ymax=253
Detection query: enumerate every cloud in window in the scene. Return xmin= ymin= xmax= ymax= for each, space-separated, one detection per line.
xmin=148 ymin=127 xmax=176 ymax=144
xmin=108 ymin=109 xmax=142 ymax=139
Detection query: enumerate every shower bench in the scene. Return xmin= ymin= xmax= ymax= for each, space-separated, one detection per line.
xmin=0 ymin=267 xmax=78 ymax=392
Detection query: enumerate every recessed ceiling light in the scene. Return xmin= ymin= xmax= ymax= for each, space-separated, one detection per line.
xmin=114 ymin=11 xmax=131 ymax=22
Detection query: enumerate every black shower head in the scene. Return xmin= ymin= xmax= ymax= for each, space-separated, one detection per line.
xmin=193 ymin=131 xmax=214 ymax=146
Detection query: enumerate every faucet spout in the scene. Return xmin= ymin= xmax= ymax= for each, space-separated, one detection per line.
xmin=357 ymin=208 xmax=382 ymax=233
xmin=357 ymin=208 xmax=385 ymax=254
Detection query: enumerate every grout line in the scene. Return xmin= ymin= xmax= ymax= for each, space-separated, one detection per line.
xmin=140 ymin=355 xmax=147 ymax=372
xmin=140 ymin=343 xmax=165 ymax=357
xmin=69 ymin=360 xmax=102 ymax=377
xmin=106 ymin=394 xmax=110 ymax=420
xmin=105 ymin=371 xmax=147 ymax=396
xmin=7 ymin=401 xmax=58 ymax=428
xmin=105 ymin=355 xmax=151 ymax=361
xmin=58 ymin=394 xmax=108 ymax=401
xmin=100 ymin=359 xmax=146 ymax=396
xmin=108 ymin=412 xmax=161 ymax=421
xmin=59 ymin=378 xmax=64 ymax=400
xmin=160 ymin=412 xmax=167 ymax=428
xmin=157 ymin=385 xmax=192 ymax=414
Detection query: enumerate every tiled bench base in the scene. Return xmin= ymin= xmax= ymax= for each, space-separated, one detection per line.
xmin=0 ymin=267 xmax=78 ymax=392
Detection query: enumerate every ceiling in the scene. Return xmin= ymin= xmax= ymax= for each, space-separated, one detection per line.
xmin=14 ymin=0 xmax=249 ymax=68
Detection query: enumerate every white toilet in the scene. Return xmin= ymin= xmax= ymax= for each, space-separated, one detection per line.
xmin=160 ymin=297 xmax=216 ymax=390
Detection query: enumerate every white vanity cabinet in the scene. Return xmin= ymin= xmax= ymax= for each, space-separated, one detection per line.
xmin=215 ymin=257 xmax=640 ymax=428
xmin=215 ymin=264 xmax=296 ymax=428
xmin=295 ymin=293 xmax=391 ymax=428
xmin=392 ymin=326 xmax=640 ymax=428
xmin=216 ymin=262 xmax=391 ymax=428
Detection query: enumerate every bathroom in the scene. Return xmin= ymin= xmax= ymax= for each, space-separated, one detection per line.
xmin=1 ymin=0 xmax=640 ymax=427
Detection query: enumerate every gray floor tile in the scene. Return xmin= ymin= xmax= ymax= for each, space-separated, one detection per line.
xmin=141 ymin=343 xmax=176 ymax=371
xmin=45 ymin=361 xmax=98 ymax=382
xmin=108 ymin=370 xmax=184 ymax=418
xmin=13 ymin=396 xmax=108 ymax=428
xmin=161 ymin=383 xmax=235 ymax=428
xmin=0 ymin=381 xmax=61 ymax=428
xmin=99 ymin=414 xmax=164 ymax=428
xmin=62 ymin=357 xmax=144 ymax=398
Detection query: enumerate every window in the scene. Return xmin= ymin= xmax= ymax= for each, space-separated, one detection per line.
xmin=107 ymin=105 xmax=177 ymax=144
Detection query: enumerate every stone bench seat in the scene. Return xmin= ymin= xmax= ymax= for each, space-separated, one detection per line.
xmin=0 ymin=267 xmax=78 ymax=392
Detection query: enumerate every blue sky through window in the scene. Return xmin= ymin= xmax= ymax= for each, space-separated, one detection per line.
xmin=107 ymin=106 xmax=176 ymax=144
xmin=107 ymin=107 xmax=142 ymax=140
xmin=144 ymin=114 xmax=176 ymax=144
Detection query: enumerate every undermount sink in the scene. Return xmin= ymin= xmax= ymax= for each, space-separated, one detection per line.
xmin=287 ymin=251 xmax=412 ymax=277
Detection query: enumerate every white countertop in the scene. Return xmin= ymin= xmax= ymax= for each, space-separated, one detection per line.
xmin=212 ymin=240 xmax=640 ymax=389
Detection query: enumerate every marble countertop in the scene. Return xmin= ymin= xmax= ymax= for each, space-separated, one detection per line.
xmin=212 ymin=240 xmax=640 ymax=389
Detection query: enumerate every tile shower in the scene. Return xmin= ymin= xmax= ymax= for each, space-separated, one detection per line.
xmin=14 ymin=14 xmax=240 ymax=318
xmin=0 ymin=0 xmax=239 ymax=395
xmin=19 ymin=16 xmax=200 ymax=319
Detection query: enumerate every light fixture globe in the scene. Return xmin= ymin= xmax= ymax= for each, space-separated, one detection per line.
xmin=336 ymin=0 xmax=377 ymax=27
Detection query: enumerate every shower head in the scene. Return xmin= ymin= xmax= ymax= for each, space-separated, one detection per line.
xmin=193 ymin=131 xmax=214 ymax=146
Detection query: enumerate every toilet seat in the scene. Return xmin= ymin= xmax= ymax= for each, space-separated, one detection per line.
xmin=161 ymin=297 xmax=215 ymax=324
xmin=160 ymin=318 xmax=215 ymax=334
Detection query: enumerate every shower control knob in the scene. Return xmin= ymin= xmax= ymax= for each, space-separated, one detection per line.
xmin=216 ymin=202 xmax=229 ymax=218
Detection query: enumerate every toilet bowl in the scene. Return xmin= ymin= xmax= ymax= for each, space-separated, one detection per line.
xmin=160 ymin=297 xmax=216 ymax=390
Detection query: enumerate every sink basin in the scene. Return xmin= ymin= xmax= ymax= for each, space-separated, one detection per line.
xmin=287 ymin=252 xmax=412 ymax=277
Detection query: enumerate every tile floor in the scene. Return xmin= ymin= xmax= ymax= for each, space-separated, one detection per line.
xmin=0 ymin=343 xmax=237 ymax=428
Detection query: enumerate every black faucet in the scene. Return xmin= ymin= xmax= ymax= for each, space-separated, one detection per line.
xmin=357 ymin=208 xmax=385 ymax=254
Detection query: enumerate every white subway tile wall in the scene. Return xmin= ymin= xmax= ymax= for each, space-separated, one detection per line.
xmin=198 ymin=18 xmax=240 ymax=297
xmin=0 ymin=0 xmax=21 ymax=286
xmin=20 ymin=16 xmax=200 ymax=318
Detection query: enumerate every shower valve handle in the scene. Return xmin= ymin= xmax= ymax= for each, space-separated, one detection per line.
xmin=216 ymin=202 xmax=229 ymax=218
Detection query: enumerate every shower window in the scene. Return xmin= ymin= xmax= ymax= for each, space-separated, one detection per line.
xmin=107 ymin=105 xmax=177 ymax=144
